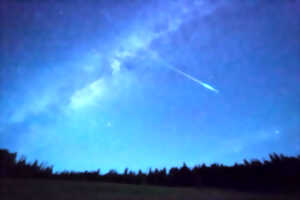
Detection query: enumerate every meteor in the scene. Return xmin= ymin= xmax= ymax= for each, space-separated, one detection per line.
xmin=167 ymin=65 xmax=219 ymax=93
xmin=148 ymin=51 xmax=219 ymax=93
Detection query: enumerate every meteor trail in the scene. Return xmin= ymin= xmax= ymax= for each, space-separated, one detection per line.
xmin=148 ymin=51 xmax=219 ymax=93
xmin=167 ymin=65 xmax=219 ymax=93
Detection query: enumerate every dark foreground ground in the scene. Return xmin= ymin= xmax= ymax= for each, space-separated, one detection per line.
xmin=0 ymin=179 xmax=299 ymax=200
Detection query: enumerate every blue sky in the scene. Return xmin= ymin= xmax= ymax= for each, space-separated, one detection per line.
xmin=1 ymin=0 xmax=300 ymax=173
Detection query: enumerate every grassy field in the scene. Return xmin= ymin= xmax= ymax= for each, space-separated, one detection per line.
xmin=0 ymin=179 xmax=298 ymax=200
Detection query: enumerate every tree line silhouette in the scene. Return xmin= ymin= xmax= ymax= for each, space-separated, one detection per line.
xmin=1 ymin=149 xmax=299 ymax=192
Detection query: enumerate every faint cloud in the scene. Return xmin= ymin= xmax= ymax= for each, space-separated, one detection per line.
xmin=128 ymin=35 xmax=149 ymax=49
xmin=111 ymin=59 xmax=121 ymax=75
xmin=115 ymin=50 xmax=135 ymax=59
xmin=83 ymin=65 xmax=96 ymax=72
xmin=8 ymin=95 xmax=54 ymax=123
xmin=69 ymin=78 xmax=107 ymax=110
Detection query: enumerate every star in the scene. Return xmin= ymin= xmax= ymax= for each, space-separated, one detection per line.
xmin=106 ymin=122 xmax=112 ymax=127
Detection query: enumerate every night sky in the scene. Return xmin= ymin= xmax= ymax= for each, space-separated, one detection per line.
xmin=1 ymin=0 xmax=300 ymax=173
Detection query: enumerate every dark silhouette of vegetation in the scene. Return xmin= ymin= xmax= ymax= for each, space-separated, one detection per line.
xmin=0 ymin=149 xmax=53 ymax=179
xmin=1 ymin=149 xmax=299 ymax=193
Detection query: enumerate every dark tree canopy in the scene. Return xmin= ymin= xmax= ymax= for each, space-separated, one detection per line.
xmin=1 ymin=149 xmax=300 ymax=193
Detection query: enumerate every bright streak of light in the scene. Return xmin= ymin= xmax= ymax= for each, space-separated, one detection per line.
xmin=148 ymin=50 xmax=219 ymax=94
xmin=167 ymin=65 xmax=219 ymax=93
